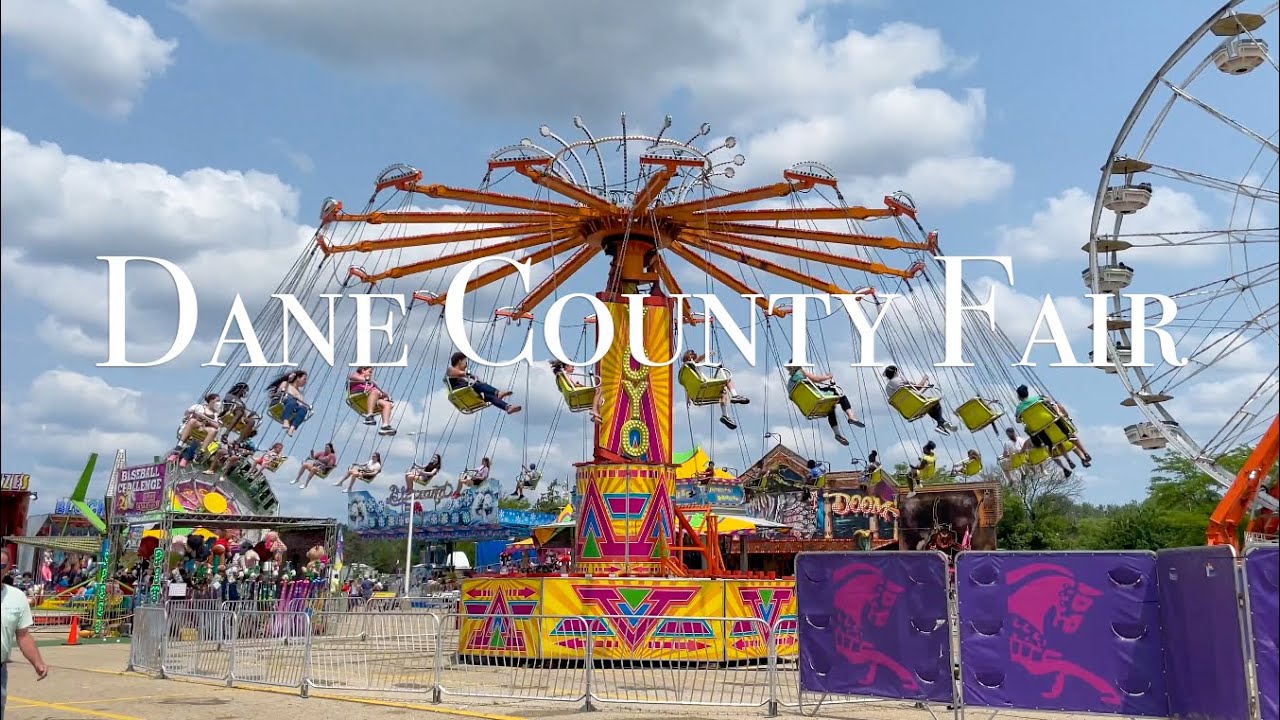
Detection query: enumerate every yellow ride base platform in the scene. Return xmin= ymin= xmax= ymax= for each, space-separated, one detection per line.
xmin=457 ymin=575 xmax=798 ymax=662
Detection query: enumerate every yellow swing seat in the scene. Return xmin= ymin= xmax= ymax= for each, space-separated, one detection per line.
xmin=264 ymin=455 xmax=288 ymax=473
xmin=314 ymin=465 xmax=335 ymax=480
xmin=1017 ymin=399 xmax=1059 ymax=435
xmin=555 ymin=373 xmax=597 ymax=413
xmin=789 ymin=380 xmax=844 ymax=420
xmin=956 ymin=397 xmax=1004 ymax=433
xmin=267 ymin=402 xmax=311 ymax=425
xmin=888 ymin=386 xmax=941 ymax=422
xmin=679 ymin=364 xmax=732 ymax=406
xmin=958 ymin=458 xmax=983 ymax=477
xmin=1027 ymin=446 xmax=1051 ymax=465
xmin=219 ymin=409 xmax=253 ymax=435
xmin=1040 ymin=417 xmax=1076 ymax=448
xmin=444 ymin=379 xmax=490 ymax=414
xmin=1005 ymin=452 xmax=1028 ymax=471
xmin=346 ymin=391 xmax=371 ymax=416
xmin=1051 ymin=439 xmax=1076 ymax=459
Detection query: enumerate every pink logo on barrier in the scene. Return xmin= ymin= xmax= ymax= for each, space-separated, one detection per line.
xmin=1006 ymin=563 xmax=1121 ymax=707
xmin=831 ymin=563 xmax=918 ymax=691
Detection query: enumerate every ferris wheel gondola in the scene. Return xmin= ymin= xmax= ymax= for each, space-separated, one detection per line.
xmin=1087 ymin=0 xmax=1280 ymax=544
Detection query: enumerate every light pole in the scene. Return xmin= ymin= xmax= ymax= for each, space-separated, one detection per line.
xmin=402 ymin=432 xmax=423 ymax=597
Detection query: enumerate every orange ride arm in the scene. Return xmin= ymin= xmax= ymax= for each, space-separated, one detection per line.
xmin=665 ymin=242 xmax=779 ymax=317
xmin=630 ymin=165 xmax=680 ymax=215
xmin=513 ymin=244 xmax=603 ymax=317
xmin=679 ymin=206 xmax=898 ymax=223
xmin=685 ymin=228 xmax=924 ymax=279
xmin=409 ymin=183 xmax=592 ymax=216
xmin=1207 ymin=415 xmax=1280 ymax=547
xmin=656 ymin=179 xmax=811 ymax=216
xmin=321 ymin=222 xmax=574 ymax=255
xmin=703 ymin=222 xmax=936 ymax=252
xmin=513 ymin=164 xmax=620 ymax=214
xmin=677 ymin=233 xmax=852 ymax=296
xmin=334 ymin=210 xmax=563 ymax=225
xmin=425 ymin=235 xmax=586 ymax=307
xmin=349 ymin=228 xmax=580 ymax=284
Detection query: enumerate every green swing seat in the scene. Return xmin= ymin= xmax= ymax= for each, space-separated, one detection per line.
xmin=444 ymin=379 xmax=489 ymax=414
xmin=956 ymin=397 xmax=1004 ymax=432
xmin=263 ymin=455 xmax=288 ymax=473
xmin=555 ymin=372 xmax=598 ymax=413
xmin=789 ymin=380 xmax=844 ymax=420
xmin=1027 ymin=445 xmax=1051 ymax=465
xmin=957 ymin=457 xmax=983 ymax=477
xmin=1004 ymin=452 xmax=1028 ymax=471
xmin=678 ymin=363 xmax=732 ymax=406
xmin=219 ymin=408 xmax=254 ymax=436
xmin=888 ymin=385 xmax=941 ymax=422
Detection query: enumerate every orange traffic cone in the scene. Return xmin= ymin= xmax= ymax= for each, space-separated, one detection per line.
xmin=65 ymin=615 xmax=80 ymax=646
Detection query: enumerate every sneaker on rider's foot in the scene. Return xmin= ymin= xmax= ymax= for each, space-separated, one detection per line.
xmin=378 ymin=426 xmax=397 ymax=436
xmin=720 ymin=416 xmax=738 ymax=430
xmin=730 ymin=395 xmax=750 ymax=405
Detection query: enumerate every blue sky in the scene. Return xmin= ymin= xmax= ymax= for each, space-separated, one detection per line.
xmin=2 ymin=0 xmax=1276 ymax=523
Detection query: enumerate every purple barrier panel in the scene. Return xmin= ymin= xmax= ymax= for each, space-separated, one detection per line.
xmin=956 ymin=551 xmax=1167 ymax=716
xmin=795 ymin=551 xmax=953 ymax=704
xmin=1158 ymin=546 xmax=1251 ymax=720
xmin=1245 ymin=544 xmax=1280 ymax=720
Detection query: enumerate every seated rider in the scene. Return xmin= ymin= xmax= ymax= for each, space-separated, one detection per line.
xmin=347 ymin=366 xmax=397 ymax=436
xmin=1015 ymin=386 xmax=1073 ymax=478
xmin=806 ymin=459 xmax=824 ymax=487
xmin=682 ymin=350 xmax=749 ymax=430
xmin=335 ymin=452 xmax=383 ymax=493
xmin=511 ymin=463 xmax=541 ymax=499
xmin=294 ymin=442 xmax=338 ymax=489
xmin=446 ymin=352 xmax=522 ymax=415
xmin=268 ymin=370 xmax=311 ymax=437
xmin=454 ymin=456 xmax=492 ymax=498
xmin=551 ymin=360 xmax=602 ymax=422
xmin=254 ymin=442 xmax=286 ymax=472
xmin=171 ymin=393 xmax=223 ymax=468
xmin=882 ymin=365 xmax=958 ymax=435
xmin=406 ymin=454 xmax=442 ymax=494
xmin=784 ymin=364 xmax=865 ymax=446
xmin=951 ymin=449 xmax=982 ymax=476
xmin=905 ymin=440 xmax=938 ymax=497
xmin=218 ymin=382 xmax=256 ymax=440
xmin=1044 ymin=396 xmax=1091 ymax=467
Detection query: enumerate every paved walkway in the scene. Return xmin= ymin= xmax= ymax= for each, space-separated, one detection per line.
xmin=4 ymin=643 xmax=1097 ymax=720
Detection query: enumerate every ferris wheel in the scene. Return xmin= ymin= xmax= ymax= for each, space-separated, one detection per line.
xmin=1087 ymin=1 xmax=1279 ymax=522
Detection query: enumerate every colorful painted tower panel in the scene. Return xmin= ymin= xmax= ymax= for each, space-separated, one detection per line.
xmin=574 ymin=463 xmax=676 ymax=576
xmin=595 ymin=294 xmax=674 ymax=465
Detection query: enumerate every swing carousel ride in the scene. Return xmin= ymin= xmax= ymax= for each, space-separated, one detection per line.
xmin=1087 ymin=0 xmax=1279 ymax=548
xmin=191 ymin=115 xmax=1080 ymax=661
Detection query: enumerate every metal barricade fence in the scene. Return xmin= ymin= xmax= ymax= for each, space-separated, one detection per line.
xmin=130 ymin=606 xmax=802 ymax=714
xmin=587 ymin=615 xmax=775 ymax=709
xmin=127 ymin=605 xmax=166 ymax=674
xmin=230 ymin=610 xmax=311 ymax=692
xmin=436 ymin=613 xmax=589 ymax=705
xmin=308 ymin=611 xmax=439 ymax=695
xmin=162 ymin=606 xmax=233 ymax=682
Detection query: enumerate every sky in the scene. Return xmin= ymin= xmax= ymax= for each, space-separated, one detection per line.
xmin=1 ymin=0 xmax=1276 ymax=524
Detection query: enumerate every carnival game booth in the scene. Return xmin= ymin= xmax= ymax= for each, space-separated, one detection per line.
xmin=109 ymin=461 xmax=339 ymax=611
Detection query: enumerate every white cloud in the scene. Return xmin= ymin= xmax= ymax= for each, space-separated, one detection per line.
xmin=182 ymin=0 xmax=1011 ymax=211
xmin=996 ymin=186 xmax=1214 ymax=266
xmin=0 ymin=0 xmax=177 ymax=117
xmin=0 ymin=126 xmax=312 ymax=360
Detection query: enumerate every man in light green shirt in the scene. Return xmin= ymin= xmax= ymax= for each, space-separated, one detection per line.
xmin=2 ymin=546 xmax=49 ymax=715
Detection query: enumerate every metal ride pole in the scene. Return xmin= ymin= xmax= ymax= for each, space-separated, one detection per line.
xmin=403 ymin=495 xmax=415 ymax=597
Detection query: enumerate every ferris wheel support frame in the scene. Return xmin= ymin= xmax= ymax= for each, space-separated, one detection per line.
xmin=1087 ymin=0 xmax=1277 ymax=498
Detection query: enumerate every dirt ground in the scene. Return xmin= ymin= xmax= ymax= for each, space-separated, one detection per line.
xmin=4 ymin=642 xmax=1100 ymax=720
